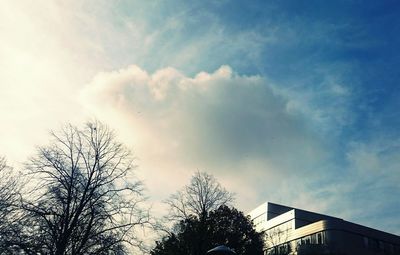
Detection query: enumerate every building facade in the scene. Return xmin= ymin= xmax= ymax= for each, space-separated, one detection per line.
xmin=249 ymin=202 xmax=400 ymax=255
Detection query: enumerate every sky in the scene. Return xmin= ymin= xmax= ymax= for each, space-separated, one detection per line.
xmin=1 ymin=0 xmax=399 ymax=236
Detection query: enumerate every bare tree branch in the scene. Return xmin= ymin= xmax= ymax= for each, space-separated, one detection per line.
xmin=164 ymin=171 xmax=234 ymax=223
xmin=0 ymin=157 xmax=26 ymax=253
xmin=22 ymin=120 xmax=150 ymax=255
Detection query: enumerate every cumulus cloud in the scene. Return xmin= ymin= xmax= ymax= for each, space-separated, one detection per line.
xmin=80 ymin=64 xmax=400 ymax=235
xmin=81 ymin=65 xmax=330 ymax=210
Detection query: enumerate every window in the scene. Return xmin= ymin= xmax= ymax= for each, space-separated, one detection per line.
xmin=363 ymin=237 xmax=368 ymax=248
xmin=384 ymin=242 xmax=394 ymax=255
xmin=310 ymin=233 xmax=316 ymax=244
xmin=394 ymin=245 xmax=400 ymax=254
xmin=296 ymin=239 xmax=301 ymax=249
xmin=317 ymin=233 xmax=323 ymax=244
xmin=369 ymin=238 xmax=379 ymax=250
xmin=379 ymin=241 xmax=384 ymax=251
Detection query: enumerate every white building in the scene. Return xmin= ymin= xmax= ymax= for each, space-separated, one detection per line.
xmin=249 ymin=202 xmax=400 ymax=255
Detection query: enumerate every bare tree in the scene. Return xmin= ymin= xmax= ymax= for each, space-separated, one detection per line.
xmin=164 ymin=171 xmax=234 ymax=222
xmin=0 ymin=157 xmax=24 ymax=253
xmin=22 ymin=121 xmax=150 ymax=255
xmin=264 ymin=226 xmax=291 ymax=255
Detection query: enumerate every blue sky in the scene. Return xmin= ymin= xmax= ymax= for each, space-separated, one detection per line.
xmin=1 ymin=0 xmax=399 ymax=235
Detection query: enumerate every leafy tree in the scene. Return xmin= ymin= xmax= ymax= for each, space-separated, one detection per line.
xmin=21 ymin=121 xmax=149 ymax=255
xmin=151 ymin=205 xmax=264 ymax=255
xmin=164 ymin=171 xmax=234 ymax=222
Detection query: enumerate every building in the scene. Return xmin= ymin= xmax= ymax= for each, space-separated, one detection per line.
xmin=248 ymin=202 xmax=400 ymax=255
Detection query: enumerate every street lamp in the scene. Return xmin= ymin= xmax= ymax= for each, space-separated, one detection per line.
xmin=207 ymin=245 xmax=236 ymax=255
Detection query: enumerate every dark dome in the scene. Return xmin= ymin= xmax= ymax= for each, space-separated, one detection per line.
xmin=206 ymin=245 xmax=236 ymax=255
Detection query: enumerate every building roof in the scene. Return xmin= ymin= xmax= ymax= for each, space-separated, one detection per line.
xmin=249 ymin=202 xmax=400 ymax=245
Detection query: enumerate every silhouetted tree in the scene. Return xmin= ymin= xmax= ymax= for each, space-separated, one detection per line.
xmin=21 ymin=121 xmax=149 ymax=255
xmin=151 ymin=205 xmax=264 ymax=255
xmin=0 ymin=157 xmax=24 ymax=253
xmin=164 ymin=171 xmax=234 ymax=222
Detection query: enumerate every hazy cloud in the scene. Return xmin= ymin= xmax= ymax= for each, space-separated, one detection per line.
xmin=81 ymin=65 xmax=332 ymax=209
xmin=81 ymin=63 xmax=400 ymax=235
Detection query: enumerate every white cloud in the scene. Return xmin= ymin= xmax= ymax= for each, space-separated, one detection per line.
xmin=81 ymin=63 xmax=400 ymax=235
xmin=81 ymin=64 xmax=330 ymax=212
